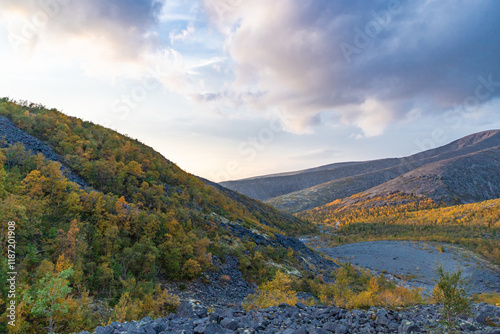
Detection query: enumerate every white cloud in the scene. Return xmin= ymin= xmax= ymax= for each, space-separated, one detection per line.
xmin=169 ymin=23 xmax=195 ymax=43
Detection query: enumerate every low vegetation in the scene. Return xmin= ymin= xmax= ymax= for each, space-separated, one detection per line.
xmin=299 ymin=193 xmax=500 ymax=265
xmin=243 ymin=271 xmax=303 ymax=310
xmin=244 ymin=263 xmax=425 ymax=311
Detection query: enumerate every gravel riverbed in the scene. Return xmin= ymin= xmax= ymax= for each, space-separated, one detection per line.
xmin=318 ymin=240 xmax=500 ymax=294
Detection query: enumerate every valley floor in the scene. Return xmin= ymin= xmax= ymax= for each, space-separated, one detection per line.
xmin=317 ymin=240 xmax=500 ymax=295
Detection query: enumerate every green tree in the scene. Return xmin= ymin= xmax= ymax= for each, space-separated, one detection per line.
xmin=432 ymin=265 xmax=471 ymax=333
xmin=26 ymin=267 xmax=74 ymax=333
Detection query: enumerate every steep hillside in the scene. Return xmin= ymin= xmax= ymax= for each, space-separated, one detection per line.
xmin=223 ymin=130 xmax=500 ymax=213
xmin=0 ymin=98 xmax=328 ymax=333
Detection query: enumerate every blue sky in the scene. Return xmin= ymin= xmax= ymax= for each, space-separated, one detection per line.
xmin=1 ymin=0 xmax=499 ymax=181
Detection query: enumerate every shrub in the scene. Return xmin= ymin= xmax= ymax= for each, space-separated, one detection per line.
xmin=243 ymin=271 xmax=299 ymax=310
xmin=314 ymin=265 xmax=424 ymax=309
xmin=473 ymin=292 xmax=500 ymax=307
xmin=182 ymin=259 xmax=202 ymax=279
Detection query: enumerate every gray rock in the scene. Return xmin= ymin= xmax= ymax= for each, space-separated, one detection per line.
xmin=460 ymin=322 xmax=477 ymax=331
xmin=322 ymin=322 xmax=348 ymax=334
xmin=475 ymin=312 xmax=487 ymax=324
xmin=94 ymin=326 xmax=115 ymax=334
xmin=309 ymin=329 xmax=329 ymax=334
xmin=405 ymin=324 xmax=421 ymax=333
xmin=194 ymin=324 xmax=206 ymax=333
xmin=322 ymin=321 xmax=336 ymax=332
xmin=280 ymin=329 xmax=295 ymax=334
xmin=75 ymin=303 xmax=500 ymax=334
xmin=204 ymin=323 xmax=230 ymax=334
xmin=296 ymin=302 xmax=306 ymax=310
xmin=209 ymin=313 xmax=221 ymax=323
xmin=177 ymin=301 xmax=207 ymax=319
xmin=177 ymin=301 xmax=197 ymax=318
xmin=220 ymin=317 xmax=240 ymax=330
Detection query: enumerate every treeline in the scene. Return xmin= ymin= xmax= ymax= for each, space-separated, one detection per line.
xmin=0 ymin=99 xmax=314 ymax=333
xmin=299 ymin=193 xmax=500 ymax=265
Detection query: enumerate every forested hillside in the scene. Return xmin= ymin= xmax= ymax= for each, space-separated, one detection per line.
xmin=0 ymin=98 xmax=317 ymax=333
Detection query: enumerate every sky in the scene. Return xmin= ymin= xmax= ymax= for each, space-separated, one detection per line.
xmin=0 ymin=0 xmax=499 ymax=182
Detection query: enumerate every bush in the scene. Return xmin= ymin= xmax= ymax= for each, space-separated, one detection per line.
xmin=473 ymin=292 xmax=500 ymax=307
xmin=314 ymin=265 xmax=423 ymax=309
xmin=243 ymin=271 xmax=300 ymax=310
xmin=182 ymin=259 xmax=202 ymax=279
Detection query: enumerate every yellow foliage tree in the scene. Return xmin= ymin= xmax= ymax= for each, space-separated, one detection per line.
xmin=243 ymin=271 xmax=299 ymax=310
xmin=182 ymin=259 xmax=201 ymax=279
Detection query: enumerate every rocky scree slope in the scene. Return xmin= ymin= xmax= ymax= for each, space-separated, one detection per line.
xmin=0 ymin=115 xmax=89 ymax=187
xmin=163 ymin=216 xmax=338 ymax=308
xmin=78 ymin=301 xmax=500 ymax=334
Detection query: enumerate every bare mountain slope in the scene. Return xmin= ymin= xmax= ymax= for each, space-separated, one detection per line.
xmin=221 ymin=130 xmax=500 ymax=213
xmin=364 ymin=146 xmax=500 ymax=204
xmin=219 ymin=158 xmax=402 ymax=201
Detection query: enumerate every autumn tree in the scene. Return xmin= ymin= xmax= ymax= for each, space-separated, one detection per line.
xmin=243 ymin=271 xmax=299 ymax=310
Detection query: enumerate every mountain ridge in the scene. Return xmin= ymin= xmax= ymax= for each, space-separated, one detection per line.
xmin=220 ymin=130 xmax=500 ymax=213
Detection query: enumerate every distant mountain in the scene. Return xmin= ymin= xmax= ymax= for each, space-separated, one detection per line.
xmin=364 ymin=145 xmax=500 ymax=204
xmin=220 ymin=130 xmax=500 ymax=213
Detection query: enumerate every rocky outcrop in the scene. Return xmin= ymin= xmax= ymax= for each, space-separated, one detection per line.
xmin=163 ymin=256 xmax=256 ymax=308
xmin=78 ymin=302 xmax=500 ymax=333
xmin=218 ymin=218 xmax=338 ymax=275
xmin=0 ymin=115 xmax=89 ymax=188
xmin=161 ymin=218 xmax=337 ymax=309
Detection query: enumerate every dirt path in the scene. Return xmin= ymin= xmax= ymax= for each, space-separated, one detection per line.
xmin=318 ymin=240 xmax=500 ymax=294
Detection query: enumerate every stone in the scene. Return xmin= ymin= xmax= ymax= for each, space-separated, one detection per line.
xmin=221 ymin=317 xmax=240 ymax=330
xmin=296 ymin=302 xmax=307 ymax=309
xmin=322 ymin=322 xmax=348 ymax=334
xmin=194 ymin=324 xmax=206 ymax=333
xmin=323 ymin=321 xmax=337 ymax=332
xmin=209 ymin=313 xmax=221 ymax=323
xmin=94 ymin=326 xmax=115 ymax=334
xmin=406 ymin=324 xmax=421 ymax=333
xmin=177 ymin=301 xmax=197 ymax=318
xmin=151 ymin=320 xmax=168 ymax=333
xmin=475 ymin=312 xmax=487 ymax=324
xmin=460 ymin=322 xmax=477 ymax=331
xmin=204 ymin=323 xmax=229 ymax=334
